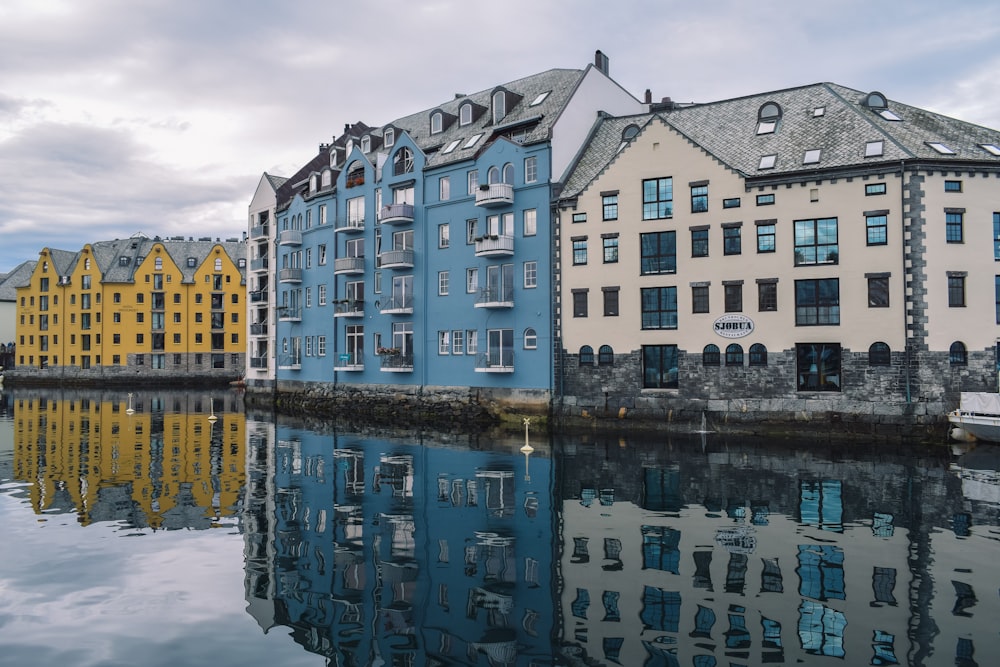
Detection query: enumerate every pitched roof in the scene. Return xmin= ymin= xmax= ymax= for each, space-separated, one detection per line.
xmin=0 ymin=260 xmax=36 ymax=301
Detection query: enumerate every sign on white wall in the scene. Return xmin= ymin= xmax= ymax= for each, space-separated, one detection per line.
xmin=713 ymin=314 xmax=754 ymax=338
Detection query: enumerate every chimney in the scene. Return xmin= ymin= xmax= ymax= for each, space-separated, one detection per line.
xmin=594 ymin=50 xmax=609 ymax=76
xmin=644 ymin=89 xmax=652 ymax=104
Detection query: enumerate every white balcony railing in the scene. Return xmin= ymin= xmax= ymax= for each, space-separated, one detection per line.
xmin=475 ymin=183 xmax=513 ymax=207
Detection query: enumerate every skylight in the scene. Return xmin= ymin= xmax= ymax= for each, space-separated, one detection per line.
xmin=980 ymin=143 xmax=1000 ymax=156
xmin=865 ymin=141 xmax=884 ymax=157
xmin=530 ymin=91 xmax=550 ymax=106
xmin=463 ymin=133 xmax=484 ymax=149
xmin=756 ymin=121 xmax=776 ymax=135
xmin=442 ymin=139 xmax=461 ymax=154
xmin=813 ymin=107 xmax=826 ymax=117
xmin=759 ymin=154 xmax=776 ymax=169
xmin=927 ymin=142 xmax=956 ymax=155
xmin=803 ymin=149 xmax=821 ymax=164
xmin=878 ymin=109 xmax=902 ymax=121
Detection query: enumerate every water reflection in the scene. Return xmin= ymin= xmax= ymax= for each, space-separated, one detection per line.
xmin=2 ymin=388 xmax=1000 ymax=666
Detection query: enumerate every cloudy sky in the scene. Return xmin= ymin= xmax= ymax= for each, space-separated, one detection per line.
xmin=2 ymin=0 xmax=999 ymax=274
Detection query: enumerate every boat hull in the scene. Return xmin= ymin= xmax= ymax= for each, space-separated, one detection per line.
xmin=948 ymin=410 xmax=1000 ymax=443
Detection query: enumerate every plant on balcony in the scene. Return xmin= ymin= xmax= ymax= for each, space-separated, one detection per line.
xmin=376 ymin=347 xmax=401 ymax=355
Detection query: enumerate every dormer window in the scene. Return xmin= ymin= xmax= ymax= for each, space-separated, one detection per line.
xmin=329 ymin=147 xmax=339 ymax=169
xmin=384 ymin=128 xmax=395 ymax=148
xmin=863 ymin=91 xmax=902 ymax=121
xmin=756 ymin=102 xmax=782 ymax=135
xmin=460 ymin=103 xmax=473 ymax=126
xmin=309 ymin=174 xmax=318 ymax=193
xmin=361 ymin=136 xmax=371 ymax=153
xmin=430 ymin=111 xmax=443 ymax=134
xmin=346 ymin=139 xmax=354 ymax=156
xmin=187 ymin=257 xmax=196 ymax=268
xmin=492 ymin=90 xmax=506 ymax=123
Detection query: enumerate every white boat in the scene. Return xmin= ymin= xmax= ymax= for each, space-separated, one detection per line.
xmin=948 ymin=392 xmax=1000 ymax=443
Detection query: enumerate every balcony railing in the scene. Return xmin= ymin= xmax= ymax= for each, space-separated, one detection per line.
xmin=475 ymin=286 xmax=514 ymax=309
xmin=378 ymin=248 xmax=414 ymax=269
xmin=475 ymin=350 xmax=514 ymax=373
xmin=250 ymin=356 xmax=268 ymax=369
xmin=474 ymin=234 xmax=514 ymax=257
xmin=334 ymin=256 xmax=365 ymax=275
xmin=250 ymin=290 xmax=268 ymax=303
xmin=475 ymin=183 xmax=514 ymax=207
xmin=379 ymin=203 xmax=414 ymax=225
xmin=278 ymin=307 xmax=302 ymax=322
xmin=249 ymin=224 xmax=269 ymax=240
xmin=379 ymin=353 xmax=414 ymax=372
xmin=335 ymin=217 xmax=365 ymax=234
xmin=334 ymin=299 xmax=365 ymax=318
xmin=334 ymin=351 xmax=364 ymax=371
xmin=278 ymin=229 xmax=302 ymax=246
xmin=250 ymin=322 xmax=268 ymax=336
xmin=251 ymin=257 xmax=268 ymax=272
xmin=379 ymin=296 xmax=413 ymax=314
xmin=279 ymin=268 xmax=303 ymax=283
xmin=277 ymin=354 xmax=301 ymax=370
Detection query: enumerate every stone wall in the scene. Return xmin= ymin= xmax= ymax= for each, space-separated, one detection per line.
xmin=3 ymin=352 xmax=244 ymax=387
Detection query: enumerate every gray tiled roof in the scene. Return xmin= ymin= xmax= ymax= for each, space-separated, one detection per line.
xmin=561 ymin=82 xmax=1000 ymax=198
xmin=0 ymin=261 xmax=36 ymax=301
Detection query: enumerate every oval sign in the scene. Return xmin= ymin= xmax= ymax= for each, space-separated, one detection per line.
xmin=713 ymin=314 xmax=754 ymax=338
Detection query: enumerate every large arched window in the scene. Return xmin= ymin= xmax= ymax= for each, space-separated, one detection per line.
xmin=502 ymin=163 xmax=515 ymax=184
xmin=749 ymin=343 xmax=768 ymax=366
xmin=346 ymin=160 xmax=364 ymax=187
xmin=579 ymin=345 xmax=594 ymax=366
xmin=487 ymin=166 xmax=501 ymax=184
xmin=703 ymin=344 xmax=720 ymax=366
xmin=598 ymin=345 xmax=614 ymax=366
xmin=950 ymin=341 xmax=967 ymax=366
xmin=869 ymin=342 xmax=891 ymax=366
xmin=725 ymin=344 xmax=744 ymax=366
xmin=393 ymin=147 xmax=414 ymax=176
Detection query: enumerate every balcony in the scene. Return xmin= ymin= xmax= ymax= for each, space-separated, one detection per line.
xmin=334 ymin=299 xmax=365 ymax=318
xmin=250 ymin=322 xmax=268 ymax=336
xmin=278 ymin=307 xmax=302 ymax=322
xmin=278 ymin=229 xmax=302 ymax=246
xmin=379 ymin=353 xmax=413 ymax=373
xmin=250 ymin=356 xmax=268 ymax=369
xmin=379 ymin=203 xmax=414 ymax=225
xmin=475 ymin=351 xmax=514 ymax=373
xmin=336 ymin=217 xmax=365 ymax=234
xmin=334 ymin=352 xmax=364 ymax=372
xmin=475 ymin=183 xmax=514 ymax=208
xmin=250 ymin=290 xmax=268 ymax=303
xmin=249 ymin=224 xmax=269 ymax=240
xmin=279 ymin=268 xmax=303 ymax=283
xmin=475 ymin=286 xmax=514 ymax=309
xmin=379 ymin=296 xmax=413 ymax=315
xmin=251 ymin=257 xmax=268 ymax=272
xmin=277 ymin=354 xmax=301 ymax=371
xmin=378 ymin=248 xmax=414 ymax=270
xmin=334 ymin=256 xmax=365 ymax=275
xmin=474 ymin=234 xmax=514 ymax=258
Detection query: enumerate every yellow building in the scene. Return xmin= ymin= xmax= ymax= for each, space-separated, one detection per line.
xmin=12 ymin=234 xmax=246 ymax=382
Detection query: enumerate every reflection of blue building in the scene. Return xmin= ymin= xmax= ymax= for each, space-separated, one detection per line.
xmin=244 ymin=423 xmax=554 ymax=665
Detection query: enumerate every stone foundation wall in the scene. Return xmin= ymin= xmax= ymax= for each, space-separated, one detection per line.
xmin=3 ymin=353 xmax=244 ymax=387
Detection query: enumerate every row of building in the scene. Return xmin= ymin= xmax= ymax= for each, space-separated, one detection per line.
xmin=7 ymin=51 xmax=1000 ymax=423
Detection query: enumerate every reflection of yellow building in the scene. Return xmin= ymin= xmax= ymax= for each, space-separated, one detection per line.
xmin=12 ymin=391 xmax=245 ymax=529
xmin=12 ymin=234 xmax=245 ymax=381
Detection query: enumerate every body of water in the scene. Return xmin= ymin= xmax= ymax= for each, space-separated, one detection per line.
xmin=0 ymin=388 xmax=997 ymax=666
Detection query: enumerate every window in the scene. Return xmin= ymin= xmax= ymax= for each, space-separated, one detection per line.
xmin=723 ymin=225 xmax=742 ymax=255
xmin=943 ymin=180 xmax=963 ymax=193
xmin=724 ymin=283 xmax=743 ymax=312
xmin=997 ymin=276 xmax=1000 ymax=323
xmin=948 ymin=274 xmax=966 ymax=307
xmin=749 ymin=343 xmax=768 ymax=366
xmin=757 ymin=222 xmax=776 ymax=252
xmin=690 ymin=184 xmax=708 ymax=213
xmin=430 ymin=111 xmax=443 ymax=134
xmin=525 ymin=156 xmax=537 ymax=183
xmin=579 ymin=345 xmax=594 ymax=366
xmin=865 ymin=140 xmax=884 ymax=157
xmin=467 ymin=169 xmax=479 ymax=195
xmin=451 ymin=330 xmax=464 ymax=355
xmin=393 ymin=147 xmax=414 ymax=175
xmin=994 ymin=213 xmax=1000 ymax=260
xmin=463 ymin=133 xmax=483 ymax=149
xmin=439 ymin=176 xmax=450 ymax=201
xmin=438 ymin=331 xmax=450 ymax=354
xmin=868 ymin=275 xmax=890 ymax=307
xmin=572 ymin=212 xmax=587 ymax=223
xmin=438 ymin=224 xmax=450 ymax=248
xmin=866 ymin=214 xmax=888 ymax=245
xmin=467 ymin=330 xmax=478 ymax=355
xmin=573 ymin=290 xmax=588 ymax=317
xmin=950 ymin=341 xmax=967 ymax=366
xmin=603 ymin=236 xmax=619 ymax=263
xmin=523 ymin=209 xmax=537 ymax=236
xmin=438 ymin=271 xmax=449 ymax=296
xmin=803 ymin=149 xmax=821 ymax=164
xmin=523 ymin=261 xmax=537 ymax=288
xmin=459 ymin=103 xmax=472 ymax=125
xmin=466 ymin=219 xmax=477 ymax=244
xmin=795 ymin=279 xmax=840 ymax=325
xmin=928 ymin=142 xmax=955 ymax=155
xmin=757 ymin=102 xmax=781 ymax=134
xmin=318 ymin=284 xmax=327 ymax=305
xmin=869 ymin=342 xmax=891 ymax=366
xmin=794 ymin=218 xmax=838 ymax=265
xmin=466 ymin=268 xmax=478 ymax=293
xmin=723 ymin=197 xmax=741 ymax=209
xmin=643 ymin=345 xmax=678 ymax=389
xmin=691 ymin=228 xmax=709 ymax=257
xmin=640 ymin=231 xmax=676 ymax=275
xmin=572 ymin=238 xmax=588 ymax=265
xmin=757 ymin=193 xmax=775 ymax=206
xmin=692 ymin=285 xmax=709 ymax=313
xmin=524 ymin=328 xmax=537 ymax=349
xmin=796 ymin=343 xmax=842 ymax=392
xmin=642 ymin=177 xmax=673 ymax=220
xmin=603 ymin=287 xmax=619 ymax=316
xmin=759 ymin=154 xmax=776 ymax=169
xmin=946 ymin=211 xmax=964 ymax=243
xmin=492 ymin=90 xmax=506 ymax=123
xmin=703 ymin=344 xmax=720 ymax=366
xmin=866 ymin=182 xmax=887 ymax=196
xmin=641 ymin=287 xmax=678 ymax=330
xmin=725 ymin=344 xmax=744 ymax=366
xmin=598 ymin=345 xmax=614 ymax=365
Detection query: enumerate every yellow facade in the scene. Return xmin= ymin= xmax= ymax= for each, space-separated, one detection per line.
xmin=14 ymin=236 xmax=246 ymax=380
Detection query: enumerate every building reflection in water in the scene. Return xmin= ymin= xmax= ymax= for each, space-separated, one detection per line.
xmin=10 ymin=389 xmax=245 ymax=529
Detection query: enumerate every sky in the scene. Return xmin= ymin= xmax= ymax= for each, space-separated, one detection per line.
xmin=2 ymin=0 xmax=1000 ymax=274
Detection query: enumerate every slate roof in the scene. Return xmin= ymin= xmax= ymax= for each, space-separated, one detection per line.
xmin=561 ymin=82 xmax=1000 ymax=199
xmin=0 ymin=261 xmax=36 ymax=301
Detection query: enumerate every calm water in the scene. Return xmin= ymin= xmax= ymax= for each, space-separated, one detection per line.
xmin=1 ymin=388 xmax=998 ymax=666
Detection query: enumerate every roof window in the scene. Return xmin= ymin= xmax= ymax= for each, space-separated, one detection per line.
xmin=979 ymin=143 xmax=1000 ymax=156
xmin=442 ymin=139 xmax=461 ymax=154
xmin=756 ymin=102 xmax=782 ymax=135
xmin=463 ymin=133 xmax=483 ymax=149
xmin=863 ymin=91 xmax=902 ymax=121
xmin=928 ymin=142 xmax=956 ymax=155
xmin=530 ymin=91 xmax=550 ymax=106
xmin=865 ymin=140 xmax=884 ymax=157
xmin=759 ymin=154 xmax=776 ymax=170
xmin=878 ymin=109 xmax=902 ymax=121
xmin=813 ymin=106 xmax=826 ymax=117
xmin=803 ymin=149 xmax=821 ymax=164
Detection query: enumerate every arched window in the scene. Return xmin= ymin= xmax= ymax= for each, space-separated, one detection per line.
xmin=460 ymin=103 xmax=472 ymax=126
xmin=950 ymin=341 xmax=967 ymax=366
xmin=346 ymin=160 xmax=364 ymax=187
xmin=749 ymin=343 xmax=768 ymax=366
xmin=869 ymin=342 xmax=891 ymax=366
xmin=214 ymin=258 xmax=222 ymax=271
xmin=502 ymin=163 xmax=514 ymax=184
xmin=725 ymin=344 xmax=744 ymax=366
xmin=622 ymin=124 xmax=640 ymax=141
xmin=393 ymin=147 xmax=414 ymax=176
xmin=360 ymin=136 xmax=370 ymax=153
xmin=492 ymin=90 xmax=506 ymax=123
xmin=383 ymin=128 xmax=395 ymax=148
xmin=321 ymin=169 xmax=332 ymax=188
xmin=523 ymin=328 xmax=537 ymax=349
xmin=430 ymin=111 xmax=443 ymax=134
xmin=598 ymin=345 xmax=614 ymax=366
xmin=309 ymin=174 xmax=317 ymax=193
xmin=863 ymin=91 xmax=888 ymax=110
xmin=757 ymin=101 xmax=782 ymax=135
xmin=487 ymin=166 xmax=501 ymax=184
xmin=154 ymin=257 xmax=163 ymax=270
xmin=579 ymin=345 xmax=594 ymax=366
xmin=703 ymin=344 xmax=720 ymax=366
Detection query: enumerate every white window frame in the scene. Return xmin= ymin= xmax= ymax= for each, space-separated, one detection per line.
xmin=439 ymin=223 xmax=450 ymax=248
xmin=318 ymin=284 xmax=327 ymax=305
xmin=524 ymin=156 xmax=537 ymax=183
xmin=460 ymin=103 xmax=472 ymax=126
xmin=438 ymin=330 xmax=450 ymax=355
xmin=467 ymin=330 xmax=478 ymax=355
xmin=466 ymin=268 xmax=479 ymax=293
xmin=524 ymin=261 xmax=537 ymax=289
xmin=467 ymin=169 xmax=479 ymax=194
xmin=438 ymin=270 xmax=449 ymax=295
xmin=523 ymin=209 xmax=537 ymax=236
xmin=439 ymin=176 xmax=450 ymax=201
xmin=452 ymin=330 xmax=464 ymax=355
xmin=318 ymin=335 xmax=326 ymax=356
